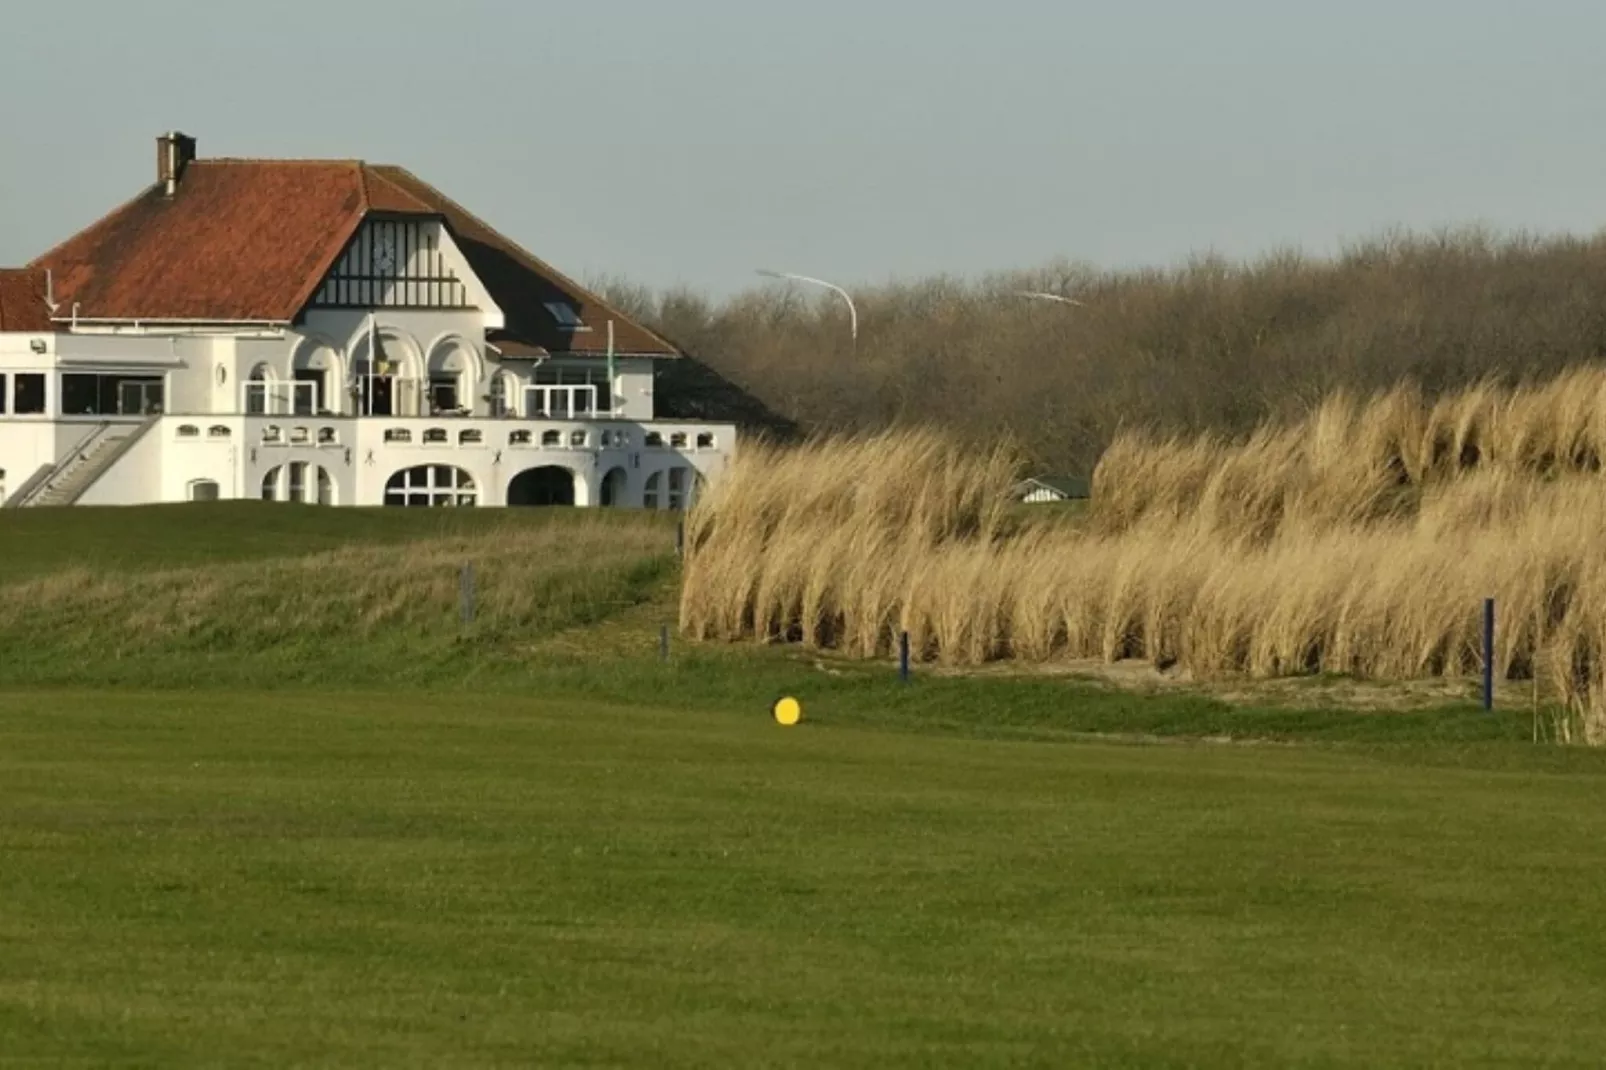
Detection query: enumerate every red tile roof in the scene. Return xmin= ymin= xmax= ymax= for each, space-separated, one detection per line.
xmin=30 ymin=161 xmax=371 ymax=322
xmin=0 ymin=269 xmax=51 ymax=332
xmin=23 ymin=152 xmax=678 ymax=357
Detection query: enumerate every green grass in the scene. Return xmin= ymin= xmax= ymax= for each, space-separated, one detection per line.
xmin=0 ymin=500 xmax=676 ymax=583
xmin=3 ymin=689 xmax=1606 ymax=1066
xmin=3 ymin=504 xmax=1604 ymax=1064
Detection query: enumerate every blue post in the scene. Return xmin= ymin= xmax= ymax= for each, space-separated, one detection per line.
xmin=1482 ymin=598 xmax=1495 ymax=712
xmin=899 ymin=631 xmax=910 ymax=683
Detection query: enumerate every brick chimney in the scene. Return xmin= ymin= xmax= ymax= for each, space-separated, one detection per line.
xmin=157 ymin=131 xmax=197 ymax=196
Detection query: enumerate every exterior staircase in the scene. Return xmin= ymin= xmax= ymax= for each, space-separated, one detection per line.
xmin=10 ymin=418 xmax=157 ymax=508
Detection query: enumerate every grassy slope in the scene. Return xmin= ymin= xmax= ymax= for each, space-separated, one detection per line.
xmin=4 ymin=689 xmax=1606 ymax=1067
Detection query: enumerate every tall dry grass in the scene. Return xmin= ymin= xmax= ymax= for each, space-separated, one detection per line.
xmin=680 ymin=371 xmax=1606 ymax=741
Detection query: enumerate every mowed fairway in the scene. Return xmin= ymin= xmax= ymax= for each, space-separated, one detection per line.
xmin=4 ymin=691 xmax=1606 ymax=1066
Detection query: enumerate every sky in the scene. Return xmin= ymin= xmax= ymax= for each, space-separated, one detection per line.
xmin=2 ymin=0 xmax=1603 ymax=295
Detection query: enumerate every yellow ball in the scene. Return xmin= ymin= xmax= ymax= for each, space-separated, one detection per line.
xmin=773 ymin=696 xmax=802 ymax=726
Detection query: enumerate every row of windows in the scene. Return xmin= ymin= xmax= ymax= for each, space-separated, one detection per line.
xmin=176 ymin=425 xmax=234 ymax=439
xmin=385 ymin=427 xmax=489 ymax=445
xmin=261 ymin=426 xmax=339 ymax=445
xmin=178 ymin=424 xmax=720 ymax=449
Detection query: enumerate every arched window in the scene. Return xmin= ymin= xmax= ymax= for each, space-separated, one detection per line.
xmin=423 ymin=427 xmax=448 ymax=444
xmin=176 ymin=424 xmax=200 ymax=439
xmin=292 ymin=344 xmax=337 ymax=415
xmin=670 ymin=432 xmax=688 ymax=449
xmin=541 ymin=430 xmax=561 ymax=447
xmin=245 ymin=363 xmax=274 ymax=415
xmin=569 ymin=430 xmax=587 ymax=448
xmin=509 ymin=430 xmax=532 ymax=446
xmin=645 ymin=432 xmax=664 ymax=448
xmin=459 ymin=429 xmax=483 ymax=445
xmin=427 ymin=342 xmax=474 ymax=413
xmin=208 ymin=425 xmax=231 ymax=439
xmin=696 ymin=432 xmax=715 ymax=450
xmin=290 ymin=426 xmax=310 ymax=444
xmin=644 ymin=471 xmax=662 ymax=510
xmin=188 ymin=479 xmax=219 ymax=502
xmin=261 ymin=466 xmax=282 ymax=501
xmin=489 ymin=370 xmax=517 ymax=417
xmin=318 ymin=427 xmax=337 ymax=444
xmin=316 ymin=466 xmax=334 ymax=505
xmin=385 ymin=428 xmax=411 ymax=444
xmin=385 ymin=465 xmax=477 ymax=507
xmin=263 ymin=425 xmax=282 ymax=444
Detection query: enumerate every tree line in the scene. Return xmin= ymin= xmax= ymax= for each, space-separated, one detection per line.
xmin=624 ymin=227 xmax=1606 ymax=476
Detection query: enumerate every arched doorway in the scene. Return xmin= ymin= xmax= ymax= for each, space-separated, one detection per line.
xmin=599 ymin=466 xmax=627 ymax=507
xmin=245 ymin=363 xmax=274 ymax=415
xmin=292 ymin=341 xmax=341 ymax=415
xmin=426 ymin=339 xmax=478 ymax=414
xmin=507 ymin=466 xmax=576 ymax=507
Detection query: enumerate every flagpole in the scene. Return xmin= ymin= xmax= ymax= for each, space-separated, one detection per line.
xmin=606 ymin=320 xmax=616 ymax=417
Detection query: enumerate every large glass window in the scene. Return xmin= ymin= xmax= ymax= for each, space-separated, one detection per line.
xmin=14 ymin=374 xmax=45 ymax=415
xmin=60 ymin=373 xmax=163 ymax=416
xmin=384 ymin=465 xmax=477 ymax=507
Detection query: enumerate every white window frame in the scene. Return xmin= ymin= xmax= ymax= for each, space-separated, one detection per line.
xmin=524 ymin=385 xmax=597 ymax=419
xmin=384 ymin=465 xmax=478 ymax=508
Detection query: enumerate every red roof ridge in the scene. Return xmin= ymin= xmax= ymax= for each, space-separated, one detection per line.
xmin=359 ymin=164 xmax=436 ymax=215
xmin=369 ymin=165 xmax=682 ymax=357
xmin=196 ymin=157 xmax=367 ymax=166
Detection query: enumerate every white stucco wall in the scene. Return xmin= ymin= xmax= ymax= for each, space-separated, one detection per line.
xmin=75 ymin=422 xmax=163 ymax=505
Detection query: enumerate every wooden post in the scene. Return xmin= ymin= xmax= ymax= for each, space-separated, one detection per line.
xmin=899 ymin=631 xmax=910 ymax=683
xmin=1483 ymin=598 xmax=1495 ymax=712
xmin=660 ymin=624 xmax=670 ymax=662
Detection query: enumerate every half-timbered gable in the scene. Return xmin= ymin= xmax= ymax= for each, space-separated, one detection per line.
xmin=310 ymin=217 xmax=500 ymax=320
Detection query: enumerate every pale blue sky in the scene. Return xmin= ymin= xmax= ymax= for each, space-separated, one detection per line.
xmin=2 ymin=0 xmax=1603 ymax=294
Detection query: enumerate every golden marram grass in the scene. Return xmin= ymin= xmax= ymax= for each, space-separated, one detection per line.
xmin=680 ymin=370 xmax=1606 ymax=741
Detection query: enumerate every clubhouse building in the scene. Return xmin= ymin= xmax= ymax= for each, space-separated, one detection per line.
xmin=0 ymin=133 xmax=733 ymax=509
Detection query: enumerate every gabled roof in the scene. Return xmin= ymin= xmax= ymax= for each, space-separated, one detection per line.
xmin=0 ymin=269 xmax=51 ymax=331
xmin=23 ymin=143 xmax=679 ymax=357
xmin=29 ymin=161 xmax=383 ymax=322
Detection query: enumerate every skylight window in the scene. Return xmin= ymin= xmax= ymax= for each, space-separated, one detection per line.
xmin=543 ymin=301 xmax=589 ymax=330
